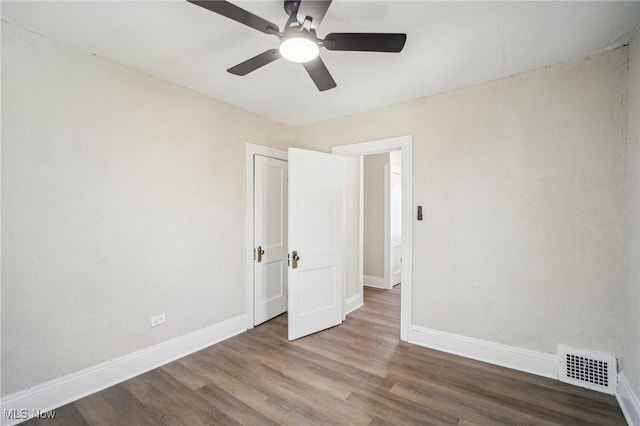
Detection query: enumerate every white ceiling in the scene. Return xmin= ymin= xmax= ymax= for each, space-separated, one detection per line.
xmin=3 ymin=1 xmax=640 ymax=126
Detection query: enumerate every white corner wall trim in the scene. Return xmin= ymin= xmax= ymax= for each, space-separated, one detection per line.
xmin=364 ymin=275 xmax=385 ymax=289
xmin=345 ymin=294 xmax=364 ymax=316
xmin=0 ymin=314 xmax=247 ymax=426
xmin=617 ymin=372 xmax=640 ymax=426
xmin=409 ymin=325 xmax=557 ymax=380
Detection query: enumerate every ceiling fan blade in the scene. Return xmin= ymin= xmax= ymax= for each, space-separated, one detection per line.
xmin=324 ymin=33 xmax=407 ymax=52
xmin=227 ymin=49 xmax=281 ymax=76
xmin=188 ymin=0 xmax=280 ymax=35
xmin=296 ymin=0 xmax=332 ymax=29
xmin=302 ymin=56 xmax=336 ymax=91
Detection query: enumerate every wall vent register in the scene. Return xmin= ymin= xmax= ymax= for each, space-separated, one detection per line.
xmin=557 ymin=344 xmax=616 ymax=395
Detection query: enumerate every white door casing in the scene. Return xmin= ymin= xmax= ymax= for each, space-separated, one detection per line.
xmin=287 ymin=148 xmax=344 ymax=341
xmin=254 ymin=155 xmax=288 ymax=326
xmin=332 ymin=136 xmax=412 ymax=342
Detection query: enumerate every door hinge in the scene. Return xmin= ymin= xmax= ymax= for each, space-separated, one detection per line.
xmin=253 ymin=248 xmax=256 ymax=261
xmin=288 ymin=253 xmax=290 ymax=267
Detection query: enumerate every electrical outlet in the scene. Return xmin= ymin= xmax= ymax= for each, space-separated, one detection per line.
xmin=150 ymin=313 xmax=166 ymax=327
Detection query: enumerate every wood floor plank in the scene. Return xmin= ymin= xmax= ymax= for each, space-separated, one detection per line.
xmin=389 ymin=380 xmax=561 ymax=426
xmin=227 ymin=333 xmax=354 ymax=400
xmin=23 ymin=284 xmax=626 ymax=425
xmin=178 ymin=357 xmax=316 ymax=425
xmin=196 ymin=383 xmax=280 ymax=426
xmin=346 ymin=389 xmax=458 ymax=425
xmin=212 ymin=343 xmax=373 ymax=425
xmin=160 ymin=358 xmax=213 ymax=391
xmin=124 ymin=369 xmax=241 ymax=426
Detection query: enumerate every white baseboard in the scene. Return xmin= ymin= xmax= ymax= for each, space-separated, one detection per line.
xmin=364 ymin=275 xmax=385 ymax=289
xmin=344 ymin=293 xmax=364 ymax=316
xmin=618 ymin=372 xmax=640 ymax=426
xmin=409 ymin=325 xmax=557 ymax=379
xmin=0 ymin=314 xmax=247 ymax=426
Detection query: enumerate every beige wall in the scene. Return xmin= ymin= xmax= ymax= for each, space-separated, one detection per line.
xmin=363 ymin=153 xmax=389 ymax=279
xmin=296 ymin=47 xmax=628 ymax=356
xmin=1 ymin=23 xmax=293 ymax=395
xmin=623 ymin=27 xmax=640 ymax=400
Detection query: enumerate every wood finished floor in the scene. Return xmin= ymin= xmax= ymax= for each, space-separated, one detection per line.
xmin=26 ymin=285 xmax=625 ymax=425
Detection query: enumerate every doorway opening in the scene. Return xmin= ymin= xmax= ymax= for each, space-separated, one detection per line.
xmin=246 ymin=136 xmax=412 ymax=341
xmin=361 ymin=151 xmax=402 ymax=291
xmin=245 ymin=144 xmax=289 ymax=329
xmin=332 ymin=135 xmax=412 ymax=341
xmin=354 ymin=151 xmax=403 ymax=340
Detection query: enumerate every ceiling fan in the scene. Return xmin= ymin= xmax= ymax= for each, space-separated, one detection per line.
xmin=187 ymin=0 xmax=407 ymax=91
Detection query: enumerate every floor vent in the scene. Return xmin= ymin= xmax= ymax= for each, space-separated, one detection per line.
xmin=557 ymin=345 xmax=616 ymax=394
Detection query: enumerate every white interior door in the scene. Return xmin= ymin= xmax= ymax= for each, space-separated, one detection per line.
xmin=254 ymin=155 xmax=288 ymax=326
xmin=288 ymin=148 xmax=344 ymax=341
xmin=390 ymin=166 xmax=402 ymax=286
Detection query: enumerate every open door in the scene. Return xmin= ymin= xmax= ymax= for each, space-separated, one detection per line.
xmin=288 ymin=148 xmax=344 ymax=341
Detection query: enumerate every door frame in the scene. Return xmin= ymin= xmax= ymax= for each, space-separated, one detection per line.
xmin=384 ymin=164 xmax=402 ymax=290
xmin=332 ymin=135 xmax=413 ymax=341
xmin=245 ymin=143 xmax=287 ymax=330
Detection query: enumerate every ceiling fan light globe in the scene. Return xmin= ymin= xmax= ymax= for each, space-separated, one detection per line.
xmin=279 ymin=37 xmax=319 ymax=63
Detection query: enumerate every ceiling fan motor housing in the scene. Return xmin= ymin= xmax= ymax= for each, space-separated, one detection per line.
xmin=284 ymin=0 xmax=301 ymax=17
